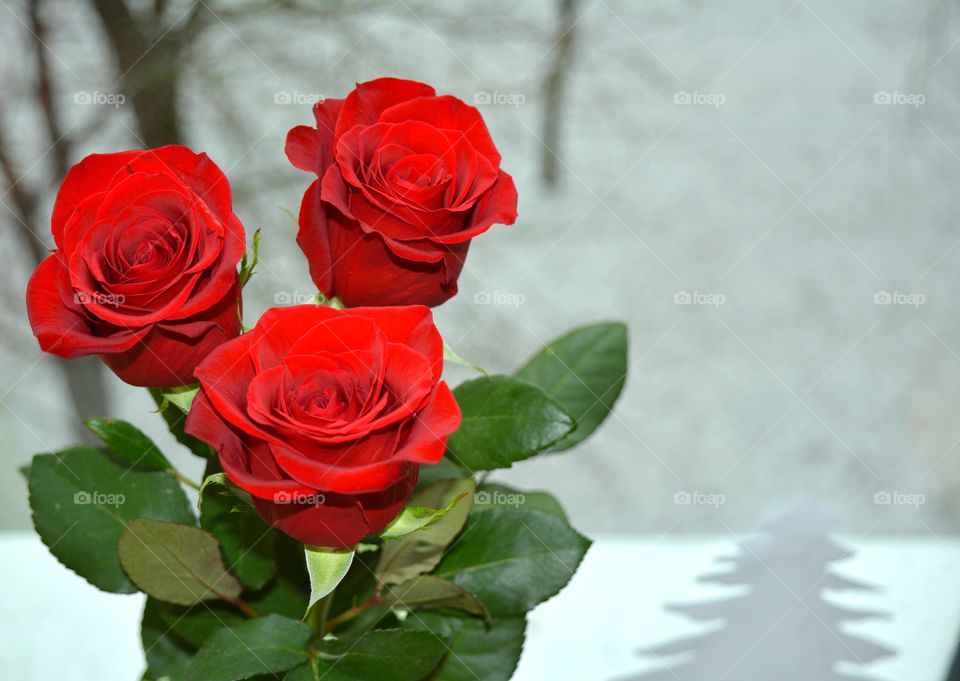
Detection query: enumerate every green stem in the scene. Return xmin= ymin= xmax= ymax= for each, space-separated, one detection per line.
xmin=224 ymin=595 xmax=258 ymax=618
xmin=307 ymin=593 xmax=335 ymax=636
xmin=322 ymin=596 xmax=379 ymax=634
xmin=318 ymin=591 xmax=334 ymax=632
xmin=171 ymin=469 xmax=202 ymax=491
xmin=147 ymin=387 xmax=166 ymax=412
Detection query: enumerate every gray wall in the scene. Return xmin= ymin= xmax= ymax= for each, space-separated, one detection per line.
xmin=3 ymin=0 xmax=960 ymax=540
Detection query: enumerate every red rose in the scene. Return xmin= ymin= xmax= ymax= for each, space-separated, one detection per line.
xmin=26 ymin=146 xmax=245 ymax=387
xmin=184 ymin=304 xmax=461 ymax=548
xmin=285 ymin=77 xmax=518 ymax=307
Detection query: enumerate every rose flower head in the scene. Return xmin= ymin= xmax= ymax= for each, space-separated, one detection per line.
xmin=26 ymin=145 xmax=245 ymax=387
xmin=185 ymin=304 xmax=461 ymax=548
xmin=286 ymin=77 xmax=518 ymax=307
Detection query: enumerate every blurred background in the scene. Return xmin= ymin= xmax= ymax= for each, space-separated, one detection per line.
xmin=4 ymin=0 xmax=960 ymax=679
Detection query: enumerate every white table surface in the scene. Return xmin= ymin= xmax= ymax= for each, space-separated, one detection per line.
xmin=3 ymin=532 xmax=958 ymax=681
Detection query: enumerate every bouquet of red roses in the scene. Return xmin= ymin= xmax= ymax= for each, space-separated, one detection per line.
xmin=22 ymin=78 xmax=627 ymax=681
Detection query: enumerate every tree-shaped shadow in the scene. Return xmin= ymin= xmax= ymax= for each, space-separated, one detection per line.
xmin=618 ymin=502 xmax=895 ymax=681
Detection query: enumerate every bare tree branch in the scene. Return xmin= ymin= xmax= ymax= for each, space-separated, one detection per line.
xmin=1 ymin=1 xmax=110 ymax=437
xmin=88 ymin=0 xmax=194 ymax=146
xmin=542 ymin=0 xmax=578 ymax=189
xmin=28 ymin=0 xmax=70 ymax=180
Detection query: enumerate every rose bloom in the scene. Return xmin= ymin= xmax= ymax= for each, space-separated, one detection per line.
xmin=26 ymin=146 xmax=245 ymax=387
xmin=185 ymin=304 xmax=461 ymax=547
xmin=285 ymin=77 xmax=518 ymax=308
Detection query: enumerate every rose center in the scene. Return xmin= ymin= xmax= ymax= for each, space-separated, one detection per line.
xmin=289 ymin=381 xmax=345 ymax=418
xmin=113 ymin=215 xmax=186 ymax=275
xmin=388 ymin=155 xmax=450 ymax=190
xmin=132 ymin=240 xmax=160 ymax=265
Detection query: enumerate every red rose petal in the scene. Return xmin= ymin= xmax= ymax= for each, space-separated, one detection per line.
xmin=51 ymin=150 xmax=141 ymax=248
xmin=391 ymin=382 xmax=461 ymax=464
xmin=379 ymin=94 xmax=502 ymax=165
xmin=335 ymin=77 xmax=436 ymax=139
xmin=285 ymin=125 xmax=324 ymax=174
xmin=173 ymin=213 xmax=246 ymax=321
xmin=100 ymin=275 xmax=242 ymax=387
xmin=347 ymin=305 xmax=443 ymax=379
xmin=430 ymin=170 xmax=519 ymax=245
xmin=295 ymin=180 xmax=334 ymax=295
xmin=123 ymin=145 xmax=234 ymax=225
xmin=270 ymin=439 xmax=408 ymax=495
xmin=26 ymin=255 xmax=146 ymax=358
xmin=251 ymin=464 xmax=417 ymax=548
xmin=194 ymin=327 xmax=275 ymax=438
xmin=186 ymin=390 xmax=314 ymax=500
xmin=312 ymin=97 xmax=345 ymax=146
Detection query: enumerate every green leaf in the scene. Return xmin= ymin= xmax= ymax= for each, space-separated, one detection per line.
xmin=283 ymin=666 xmax=323 ymax=681
xmin=446 ymin=376 xmax=575 ymax=471
xmin=442 ymin=341 xmax=489 ymax=377
xmin=381 ymin=575 xmax=487 ymax=618
xmin=312 ymin=629 xmax=448 ymax=681
xmin=315 ymin=293 xmax=345 ymax=309
xmin=157 ymin=582 xmax=306 ymax=648
xmin=200 ymin=473 xmax=253 ymax=507
xmin=200 ymin=475 xmax=275 ymax=590
xmin=239 ymin=228 xmax=261 ymax=286
xmin=157 ymin=561 xmax=309 ymax=650
xmin=142 ymin=597 xmax=194 ymax=681
xmin=380 ymin=490 xmax=470 ymax=540
xmin=162 ymin=385 xmax=201 ymax=414
xmin=407 ymin=613 xmax=526 ymax=681
xmin=84 ymin=418 xmax=172 ymax=471
xmin=157 ymin=602 xmax=245 ymax=651
xmin=304 ymin=546 xmax=354 ymax=613
xmin=474 ymin=482 xmax=568 ymax=520
xmin=28 ymin=446 xmax=195 ymax=593
xmin=435 ymin=506 xmax=590 ymax=617
xmin=182 ymin=614 xmax=312 ymax=681
xmin=119 ymin=518 xmax=243 ymax=605
xmin=416 ymin=457 xmax=469 ymax=488
xmin=150 ymin=387 xmax=212 ymax=458
xmin=515 ymin=322 xmax=628 ymax=450
xmin=377 ymin=478 xmax=475 ymax=586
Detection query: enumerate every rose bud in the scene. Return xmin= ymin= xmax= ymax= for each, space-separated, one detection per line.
xmin=184 ymin=304 xmax=461 ymax=548
xmin=285 ymin=77 xmax=518 ymax=307
xmin=26 ymin=146 xmax=245 ymax=387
